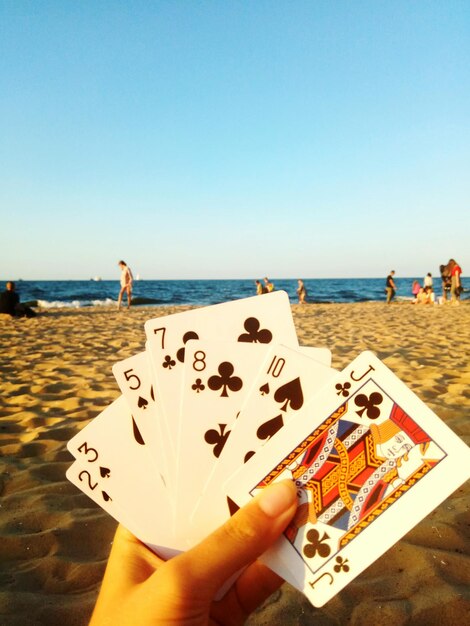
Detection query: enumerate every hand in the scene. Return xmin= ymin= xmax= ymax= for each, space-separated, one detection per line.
xmin=89 ymin=479 xmax=297 ymax=626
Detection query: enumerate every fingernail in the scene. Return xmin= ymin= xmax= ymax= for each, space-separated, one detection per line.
xmin=257 ymin=480 xmax=296 ymax=518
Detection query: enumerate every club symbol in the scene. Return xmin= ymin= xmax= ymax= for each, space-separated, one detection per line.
xmin=192 ymin=378 xmax=205 ymax=393
xmin=176 ymin=331 xmax=200 ymax=363
xmin=335 ymin=382 xmax=351 ymax=397
xmin=238 ymin=317 xmax=273 ymax=343
xmin=204 ymin=423 xmax=231 ymax=458
xmin=333 ymin=556 xmax=350 ymax=573
xmin=354 ymin=392 xmax=383 ymax=419
xmin=303 ymin=529 xmax=332 ymax=559
xmin=208 ymin=362 xmax=243 ymax=397
xmin=162 ymin=355 xmax=176 ymax=370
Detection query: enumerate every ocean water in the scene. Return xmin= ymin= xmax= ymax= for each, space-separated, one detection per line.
xmin=6 ymin=277 xmax=466 ymax=309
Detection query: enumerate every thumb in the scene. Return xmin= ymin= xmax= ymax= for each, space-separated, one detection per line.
xmin=168 ymin=479 xmax=297 ymax=596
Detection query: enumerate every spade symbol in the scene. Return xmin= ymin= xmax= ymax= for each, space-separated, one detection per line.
xmin=274 ymin=377 xmax=304 ymax=412
xmin=100 ymin=466 xmax=110 ymax=478
xmin=132 ymin=416 xmax=145 ymax=445
xmin=259 ymin=382 xmax=270 ymax=396
xmin=256 ymin=414 xmax=284 ymax=441
xmin=102 ymin=491 xmax=112 ymax=502
xmin=244 ymin=450 xmax=255 ymax=463
xmin=226 ymin=496 xmax=240 ymax=516
xmin=137 ymin=396 xmax=148 ymax=409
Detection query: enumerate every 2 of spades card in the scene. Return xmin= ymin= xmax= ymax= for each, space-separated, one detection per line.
xmin=226 ymin=351 xmax=470 ymax=607
xmin=144 ymin=291 xmax=299 ymax=484
xmin=67 ymin=396 xmax=182 ymax=558
xmin=190 ymin=343 xmax=337 ymax=544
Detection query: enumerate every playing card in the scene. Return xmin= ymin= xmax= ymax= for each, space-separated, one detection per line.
xmin=67 ymin=396 xmax=182 ymax=558
xmin=190 ymin=344 xmax=336 ymax=543
xmin=297 ymin=346 xmax=332 ymax=367
xmin=173 ymin=340 xmax=272 ymax=542
xmin=112 ymin=349 xmax=169 ymax=484
xmin=144 ymin=291 xmax=299 ymax=482
xmin=226 ymin=351 xmax=470 ymax=606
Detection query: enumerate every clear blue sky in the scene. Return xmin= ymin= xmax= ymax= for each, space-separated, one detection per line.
xmin=1 ymin=0 xmax=469 ymax=280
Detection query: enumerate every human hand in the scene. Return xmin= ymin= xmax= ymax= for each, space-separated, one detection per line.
xmin=89 ymin=479 xmax=297 ymax=626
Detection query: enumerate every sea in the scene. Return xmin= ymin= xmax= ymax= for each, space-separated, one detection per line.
xmin=9 ymin=277 xmax=467 ymax=309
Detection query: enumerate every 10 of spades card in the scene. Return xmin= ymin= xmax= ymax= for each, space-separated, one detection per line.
xmin=225 ymin=351 xmax=470 ymax=606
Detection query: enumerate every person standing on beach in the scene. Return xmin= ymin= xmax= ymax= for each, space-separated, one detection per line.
xmin=449 ymin=259 xmax=462 ymax=304
xmin=117 ymin=260 xmax=133 ymax=309
xmin=264 ymin=277 xmax=274 ymax=292
xmin=255 ymin=280 xmax=266 ymax=295
xmin=385 ymin=271 xmax=396 ymax=304
xmin=440 ymin=264 xmax=451 ymax=301
xmin=297 ymin=279 xmax=307 ymax=304
xmin=424 ymin=272 xmax=433 ymax=288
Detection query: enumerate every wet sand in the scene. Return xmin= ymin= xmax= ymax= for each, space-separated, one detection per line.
xmin=1 ymin=301 xmax=469 ymax=625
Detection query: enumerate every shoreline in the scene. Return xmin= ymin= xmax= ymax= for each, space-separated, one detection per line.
xmin=1 ymin=302 xmax=469 ymax=625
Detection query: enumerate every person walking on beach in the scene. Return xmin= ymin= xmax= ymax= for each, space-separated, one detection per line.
xmin=264 ymin=277 xmax=274 ymax=292
xmin=0 ymin=281 xmax=36 ymax=318
xmin=448 ymin=259 xmax=462 ymax=304
xmin=117 ymin=260 xmax=133 ymax=309
xmin=440 ymin=264 xmax=451 ymax=302
xmin=385 ymin=271 xmax=396 ymax=304
xmin=297 ymin=279 xmax=307 ymax=304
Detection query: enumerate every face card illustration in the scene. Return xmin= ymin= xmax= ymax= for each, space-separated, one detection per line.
xmin=67 ymin=396 xmax=182 ymax=555
xmin=226 ymin=351 xmax=470 ymax=606
xmin=144 ymin=291 xmax=298 ymax=478
xmin=190 ymin=344 xmax=336 ymax=544
xmin=112 ymin=349 xmax=169 ymax=485
xmin=173 ymin=340 xmax=272 ymax=543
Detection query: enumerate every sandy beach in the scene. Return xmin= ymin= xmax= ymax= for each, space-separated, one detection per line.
xmin=1 ymin=301 xmax=469 ymax=626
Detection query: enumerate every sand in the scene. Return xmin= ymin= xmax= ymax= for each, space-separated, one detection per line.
xmin=1 ymin=301 xmax=469 ymax=626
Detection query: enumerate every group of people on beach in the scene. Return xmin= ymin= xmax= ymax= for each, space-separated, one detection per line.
xmin=386 ymin=259 xmax=463 ymax=305
xmin=255 ymin=277 xmax=307 ymax=304
xmin=254 ymin=276 xmax=275 ymax=295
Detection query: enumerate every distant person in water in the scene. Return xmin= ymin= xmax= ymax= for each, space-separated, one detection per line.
xmin=117 ymin=260 xmax=133 ymax=309
xmin=297 ymin=279 xmax=307 ymax=304
xmin=263 ymin=277 xmax=274 ymax=292
xmin=0 ymin=281 xmax=36 ymax=318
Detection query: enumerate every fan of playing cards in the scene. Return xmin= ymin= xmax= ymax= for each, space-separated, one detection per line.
xmin=66 ymin=291 xmax=470 ymax=607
